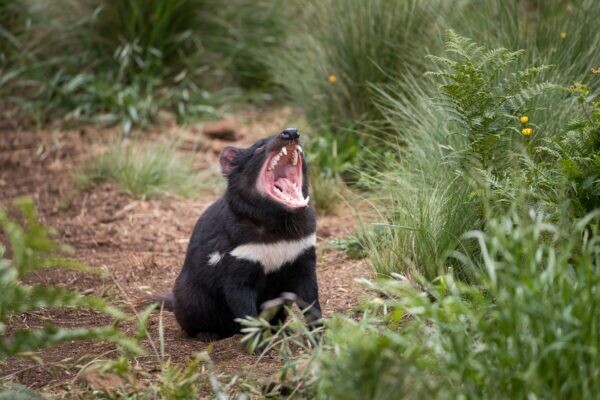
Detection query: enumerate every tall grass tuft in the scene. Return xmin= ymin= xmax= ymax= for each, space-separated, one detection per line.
xmin=211 ymin=0 xmax=286 ymax=90
xmin=268 ymin=0 xmax=443 ymax=133
xmin=79 ymin=143 xmax=203 ymax=199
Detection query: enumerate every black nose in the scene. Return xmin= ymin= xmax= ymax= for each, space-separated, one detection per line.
xmin=280 ymin=128 xmax=299 ymax=140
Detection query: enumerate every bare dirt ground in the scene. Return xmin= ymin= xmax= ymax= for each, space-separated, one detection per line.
xmin=0 ymin=107 xmax=371 ymax=397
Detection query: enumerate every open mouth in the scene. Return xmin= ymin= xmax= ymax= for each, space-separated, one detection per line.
xmin=258 ymin=143 xmax=309 ymax=210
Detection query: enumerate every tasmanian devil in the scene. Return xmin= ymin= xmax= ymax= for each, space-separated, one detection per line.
xmin=167 ymin=128 xmax=321 ymax=340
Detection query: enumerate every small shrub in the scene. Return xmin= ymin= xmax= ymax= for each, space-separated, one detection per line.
xmin=237 ymin=304 xmax=322 ymax=398
xmin=79 ymin=143 xmax=205 ymax=199
xmin=307 ymin=130 xmax=360 ymax=180
xmin=0 ymin=198 xmax=140 ymax=359
xmin=305 ymin=129 xmax=358 ymax=214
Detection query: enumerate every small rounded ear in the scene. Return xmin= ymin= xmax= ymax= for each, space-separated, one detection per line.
xmin=219 ymin=146 xmax=240 ymax=175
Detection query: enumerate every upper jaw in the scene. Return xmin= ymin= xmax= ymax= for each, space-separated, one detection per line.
xmin=266 ymin=142 xmax=303 ymax=171
xmin=257 ymin=142 xmax=309 ymax=211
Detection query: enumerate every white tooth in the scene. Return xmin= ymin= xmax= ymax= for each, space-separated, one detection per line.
xmin=270 ymin=155 xmax=280 ymax=169
xmin=296 ymin=145 xmax=303 ymax=153
xmin=281 ymin=147 xmax=287 ymax=155
xmin=292 ymin=151 xmax=298 ymax=166
xmin=305 ymin=195 xmax=310 ymax=203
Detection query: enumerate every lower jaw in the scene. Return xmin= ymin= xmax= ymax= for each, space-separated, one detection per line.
xmin=268 ymin=193 xmax=307 ymax=211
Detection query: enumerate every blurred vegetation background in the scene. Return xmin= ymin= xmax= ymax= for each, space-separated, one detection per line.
xmin=1 ymin=0 xmax=599 ymax=398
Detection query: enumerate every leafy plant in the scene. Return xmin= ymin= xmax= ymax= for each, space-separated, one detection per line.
xmin=0 ymin=198 xmax=140 ymax=359
xmin=329 ymin=235 xmax=366 ymax=260
xmin=317 ymin=210 xmax=600 ymax=399
xmin=237 ymin=302 xmax=323 ymax=398
xmin=426 ymin=30 xmax=556 ymax=173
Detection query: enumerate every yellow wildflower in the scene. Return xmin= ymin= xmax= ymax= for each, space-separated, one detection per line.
xmin=522 ymin=127 xmax=533 ymax=137
xmin=328 ymin=74 xmax=337 ymax=83
xmin=592 ymin=67 xmax=600 ymax=75
xmin=519 ymin=115 xmax=529 ymax=125
xmin=560 ymin=31 xmax=567 ymax=39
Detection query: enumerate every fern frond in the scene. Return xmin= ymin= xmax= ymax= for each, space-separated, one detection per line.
xmin=503 ymin=82 xmax=558 ymax=112
xmin=0 ymin=199 xmax=140 ymax=360
xmin=1 ymin=285 xmax=125 ymax=321
xmin=0 ymin=326 xmax=141 ymax=358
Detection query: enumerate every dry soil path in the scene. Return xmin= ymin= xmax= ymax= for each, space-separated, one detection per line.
xmin=0 ymin=107 xmax=371 ymax=396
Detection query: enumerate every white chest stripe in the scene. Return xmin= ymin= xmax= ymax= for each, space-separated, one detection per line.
xmin=230 ymin=233 xmax=316 ymax=273
xmin=208 ymin=251 xmax=222 ymax=266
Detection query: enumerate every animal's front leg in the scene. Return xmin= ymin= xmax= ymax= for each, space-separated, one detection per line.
xmin=289 ymin=249 xmax=322 ymax=324
xmin=222 ymin=260 xmax=263 ymax=322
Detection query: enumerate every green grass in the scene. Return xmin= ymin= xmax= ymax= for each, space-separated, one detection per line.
xmin=321 ymin=23 xmax=600 ymax=399
xmin=267 ymin=0 xmax=443 ymax=134
xmin=79 ymin=143 xmax=205 ymax=199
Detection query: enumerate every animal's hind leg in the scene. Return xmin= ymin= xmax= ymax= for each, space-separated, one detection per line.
xmin=173 ymin=289 xmax=224 ymax=338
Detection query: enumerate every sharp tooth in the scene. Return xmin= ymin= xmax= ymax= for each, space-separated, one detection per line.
xmin=292 ymin=151 xmax=298 ymax=166
xmin=305 ymin=195 xmax=310 ymax=203
xmin=270 ymin=155 xmax=280 ymax=169
xmin=281 ymin=147 xmax=287 ymax=155
xmin=296 ymin=145 xmax=303 ymax=153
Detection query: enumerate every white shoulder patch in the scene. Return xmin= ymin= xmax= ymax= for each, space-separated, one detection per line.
xmin=208 ymin=251 xmax=222 ymax=265
xmin=230 ymin=233 xmax=316 ymax=273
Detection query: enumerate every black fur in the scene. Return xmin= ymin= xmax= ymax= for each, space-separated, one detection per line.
xmin=172 ymin=131 xmax=321 ymax=339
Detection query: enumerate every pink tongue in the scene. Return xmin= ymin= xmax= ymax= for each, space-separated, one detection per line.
xmin=276 ymin=178 xmax=301 ymax=199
